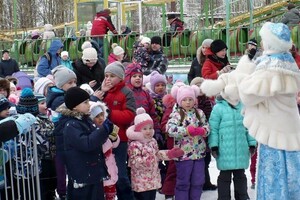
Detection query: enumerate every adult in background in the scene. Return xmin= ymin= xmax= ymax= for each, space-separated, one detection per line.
xmin=167 ymin=14 xmax=184 ymax=37
xmin=72 ymin=47 xmax=105 ymax=91
xmin=187 ymin=39 xmax=213 ymax=83
xmin=37 ymin=39 xmax=63 ymax=77
xmin=120 ymin=25 xmax=131 ymax=36
xmin=0 ymin=50 xmax=19 ymax=78
xmin=281 ymin=3 xmax=300 ymax=25
xmin=201 ymin=39 xmax=231 ymax=80
xmin=145 ymin=36 xmax=168 ymax=75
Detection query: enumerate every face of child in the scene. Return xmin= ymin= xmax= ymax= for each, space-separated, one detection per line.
xmin=62 ymin=55 xmax=68 ymax=61
xmin=131 ymin=73 xmax=143 ymax=88
xmin=216 ymin=48 xmax=227 ymax=59
xmin=93 ymin=112 xmax=105 ymax=126
xmin=74 ymin=99 xmax=90 ymax=114
xmin=61 ymin=78 xmax=77 ymax=91
xmin=181 ymin=97 xmax=195 ymax=111
xmin=38 ymin=101 xmax=48 ymax=115
xmin=10 ymin=86 xmax=16 ymax=94
xmin=104 ymin=72 xmax=122 ymax=88
xmin=0 ymin=88 xmax=8 ymax=97
xmin=154 ymin=83 xmax=166 ymax=95
xmin=0 ymin=108 xmax=10 ymax=118
xmin=141 ymin=124 xmax=154 ymax=140
xmin=116 ymin=54 xmax=124 ymax=61
xmin=143 ymin=43 xmax=150 ymax=48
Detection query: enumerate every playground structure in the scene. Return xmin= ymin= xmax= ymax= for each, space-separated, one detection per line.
xmin=1 ymin=0 xmax=300 ymax=66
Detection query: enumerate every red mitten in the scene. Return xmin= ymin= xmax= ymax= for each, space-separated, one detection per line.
xmin=187 ymin=125 xmax=206 ymax=137
xmin=167 ymin=147 xmax=184 ymax=159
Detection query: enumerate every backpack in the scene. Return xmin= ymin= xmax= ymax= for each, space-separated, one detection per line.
xmin=34 ymin=52 xmax=52 ymax=77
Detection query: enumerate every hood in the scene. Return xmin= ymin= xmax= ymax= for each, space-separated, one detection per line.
xmin=56 ymin=103 xmax=86 ymax=118
xmin=89 ymin=101 xmax=109 ymax=120
xmin=126 ymin=125 xmax=154 ymax=143
xmin=48 ymin=40 xmax=63 ymax=55
xmin=46 ymin=86 xmax=64 ymax=108
xmin=216 ymin=94 xmax=240 ymax=107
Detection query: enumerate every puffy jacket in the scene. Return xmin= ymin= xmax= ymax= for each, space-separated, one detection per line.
xmin=208 ymin=98 xmax=256 ymax=170
xmin=91 ymin=13 xmax=117 ymax=37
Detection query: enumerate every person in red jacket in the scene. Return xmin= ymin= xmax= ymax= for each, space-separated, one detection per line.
xmin=91 ymin=9 xmax=118 ymax=50
xmin=290 ymin=44 xmax=300 ymax=69
xmin=201 ymin=39 xmax=231 ymax=80
xmin=100 ymin=61 xmax=136 ymax=200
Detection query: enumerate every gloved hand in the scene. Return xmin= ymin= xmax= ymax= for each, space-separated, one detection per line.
xmin=167 ymin=147 xmax=184 ymax=159
xmin=187 ymin=125 xmax=206 ymax=137
xmin=218 ymin=65 xmax=232 ymax=75
xmin=14 ymin=113 xmax=37 ymax=134
xmin=109 ymin=125 xmax=119 ymax=142
xmin=102 ymin=118 xmax=114 ymax=134
xmin=211 ymin=147 xmax=218 ymax=158
xmin=249 ymin=146 xmax=256 ymax=157
xmin=248 ymin=48 xmax=257 ymax=60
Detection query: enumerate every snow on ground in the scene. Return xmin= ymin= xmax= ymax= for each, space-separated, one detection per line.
xmin=156 ymin=158 xmax=255 ymax=200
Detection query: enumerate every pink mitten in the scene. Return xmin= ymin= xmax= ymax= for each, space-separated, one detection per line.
xmin=167 ymin=147 xmax=184 ymax=159
xmin=187 ymin=125 xmax=206 ymax=137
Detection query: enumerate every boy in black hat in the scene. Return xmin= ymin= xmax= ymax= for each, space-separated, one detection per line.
xmin=56 ymin=87 xmax=114 ymax=200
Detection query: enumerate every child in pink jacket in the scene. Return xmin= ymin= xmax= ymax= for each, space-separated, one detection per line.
xmin=126 ymin=107 xmax=184 ymax=200
xmin=90 ymin=101 xmax=120 ymax=200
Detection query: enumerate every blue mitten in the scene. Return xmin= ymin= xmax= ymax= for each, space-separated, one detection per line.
xmin=14 ymin=113 xmax=37 ymax=134
xmin=102 ymin=118 xmax=114 ymax=134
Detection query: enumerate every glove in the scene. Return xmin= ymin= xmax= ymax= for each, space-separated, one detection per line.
xmin=109 ymin=125 xmax=119 ymax=142
xmin=249 ymin=146 xmax=256 ymax=157
xmin=248 ymin=48 xmax=257 ymax=60
xmin=167 ymin=147 xmax=184 ymax=159
xmin=219 ymin=65 xmax=232 ymax=75
xmin=102 ymin=118 xmax=114 ymax=134
xmin=187 ymin=125 xmax=206 ymax=137
xmin=14 ymin=113 xmax=37 ymax=134
xmin=211 ymin=147 xmax=218 ymax=158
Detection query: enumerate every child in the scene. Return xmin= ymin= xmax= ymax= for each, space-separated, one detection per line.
xmin=0 ymin=95 xmax=11 ymax=119
xmin=0 ymin=78 xmax=11 ymax=99
xmin=132 ymin=37 xmax=151 ymax=72
xmin=46 ymin=65 xmax=77 ymax=199
xmin=108 ymin=43 xmax=125 ymax=64
xmin=166 ymin=84 xmax=209 ymax=200
xmin=60 ymin=51 xmax=73 ymax=71
xmin=56 ymin=87 xmax=114 ymax=200
xmin=126 ymin=107 xmax=184 ymax=200
xmin=34 ymin=77 xmax=54 ymax=97
xmin=208 ymin=94 xmax=256 ymax=200
xmin=101 ymin=61 xmax=136 ymax=200
xmin=89 ymin=101 xmax=120 ymax=200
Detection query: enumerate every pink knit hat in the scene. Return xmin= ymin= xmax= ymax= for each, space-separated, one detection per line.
xmin=171 ymin=84 xmax=200 ymax=107
xmin=134 ymin=107 xmax=153 ymax=131
xmin=149 ymin=71 xmax=167 ymax=92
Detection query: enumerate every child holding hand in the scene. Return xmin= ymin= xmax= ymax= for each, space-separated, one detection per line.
xmin=126 ymin=107 xmax=184 ymax=200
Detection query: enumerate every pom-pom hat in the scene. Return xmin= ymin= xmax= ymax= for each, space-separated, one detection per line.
xmin=171 ymin=84 xmax=200 ymax=107
xmin=16 ymin=88 xmax=39 ymax=115
xmin=82 ymin=47 xmax=98 ymax=63
xmin=134 ymin=107 xmax=153 ymax=131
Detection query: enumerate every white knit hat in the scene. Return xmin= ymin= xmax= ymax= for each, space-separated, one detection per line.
xmin=141 ymin=37 xmax=151 ymax=44
xmin=113 ymin=45 xmax=125 ymax=56
xmin=61 ymin=51 xmax=69 ymax=57
xmin=134 ymin=107 xmax=153 ymax=131
xmin=34 ymin=77 xmax=54 ymax=95
xmin=81 ymin=41 xmax=93 ymax=50
xmin=82 ymin=47 xmax=98 ymax=62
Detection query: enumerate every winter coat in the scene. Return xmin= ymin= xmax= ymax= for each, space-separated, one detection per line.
xmin=61 ymin=59 xmax=73 ymax=71
xmin=169 ymin=18 xmax=184 ymax=36
xmin=56 ymin=105 xmax=110 ymax=184
xmin=108 ymin=53 xmax=119 ymax=64
xmin=161 ymin=94 xmax=176 ymax=149
xmin=103 ymin=81 xmax=136 ymax=141
xmin=197 ymin=95 xmax=213 ymax=120
xmin=91 ymin=12 xmax=117 ymax=37
xmin=208 ymin=98 xmax=256 ymax=171
xmin=0 ymin=58 xmax=19 ymax=78
xmin=72 ymin=59 xmax=105 ymax=91
xmin=202 ymin=48 xmax=230 ymax=79
xmin=46 ymin=86 xmax=65 ymax=123
xmin=281 ymin=8 xmax=300 ymax=25
xmin=133 ymin=45 xmax=151 ymax=68
xmin=37 ymin=40 xmax=63 ymax=77
xmin=188 ymin=58 xmax=201 ymax=83
xmin=103 ymin=138 xmax=119 ymax=186
xmin=239 ymin=53 xmax=300 ymax=151
xmin=145 ymin=49 xmax=168 ymax=75
xmin=167 ymin=105 xmax=209 ymax=161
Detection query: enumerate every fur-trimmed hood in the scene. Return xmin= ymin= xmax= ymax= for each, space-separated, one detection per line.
xmin=126 ymin=125 xmax=154 ymax=143
xmin=56 ymin=103 xmax=86 ymax=119
xmin=89 ymin=101 xmax=109 ymax=120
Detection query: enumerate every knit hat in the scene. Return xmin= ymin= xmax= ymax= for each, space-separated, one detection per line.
xmin=61 ymin=51 xmax=69 ymax=57
xmin=112 ymin=44 xmax=125 ymax=56
xmin=134 ymin=107 xmax=153 ymax=131
xmin=16 ymin=88 xmax=39 ymax=115
xmin=64 ymin=87 xmax=90 ymax=110
xmin=171 ymin=85 xmax=200 ymax=107
xmin=81 ymin=41 xmax=93 ymax=50
xmin=0 ymin=94 xmax=11 ymax=113
xmin=190 ymin=77 xmax=204 ymax=86
xmin=149 ymin=71 xmax=167 ymax=92
xmin=210 ymin=39 xmax=228 ymax=54
xmin=52 ymin=65 xmax=76 ymax=89
xmin=247 ymin=38 xmax=257 ymax=47
xmin=259 ymin=22 xmax=292 ymax=53
xmin=44 ymin=24 xmax=53 ymax=31
xmin=34 ymin=77 xmax=53 ymax=95
xmin=34 ymin=93 xmax=46 ymax=103
xmin=151 ymin=36 xmax=162 ymax=45
xmin=125 ymin=63 xmax=143 ymax=84
xmin=0 ymin=78 xmax=11 ymax=97
xmin=141 ymin=37 xmax=151 ymax=44
xmin=105 ymin=61 xmax=125 ymax=79
xmin=82 ymin=47 xmax=98 ymax=63
xmin=89 ymin=101 xmax=108 ymax=120
xmin=201 ymin=39 xmax=213 ymax=47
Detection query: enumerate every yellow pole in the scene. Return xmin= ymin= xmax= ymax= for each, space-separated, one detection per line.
xmin=104 ymin=0 xmax=108 ymax=8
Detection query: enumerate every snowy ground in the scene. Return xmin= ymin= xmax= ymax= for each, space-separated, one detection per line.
xmin=156 ymin=158 xmax=256 ymax=200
